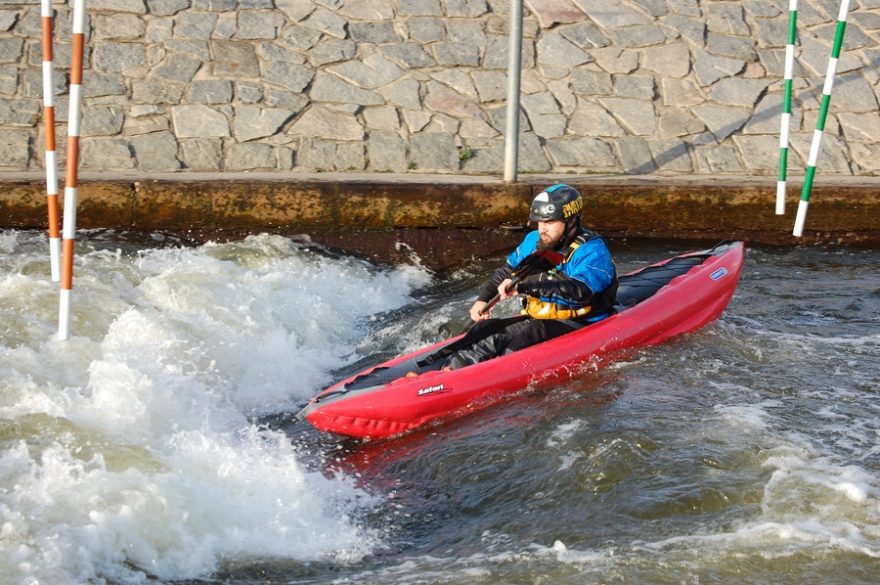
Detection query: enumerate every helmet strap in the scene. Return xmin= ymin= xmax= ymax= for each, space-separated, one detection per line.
xmin=562 ymin=216 xmax=581 ymax=248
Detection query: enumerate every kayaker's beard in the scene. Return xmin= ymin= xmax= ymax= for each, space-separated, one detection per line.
xmin=537 ymin=232 xmax=562 ymax=250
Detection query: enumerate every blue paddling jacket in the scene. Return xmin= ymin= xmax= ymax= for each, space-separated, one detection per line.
xmin=478 ymin=227 xmax=618 ymax=322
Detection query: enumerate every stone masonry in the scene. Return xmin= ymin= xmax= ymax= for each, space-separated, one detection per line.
xmin=0 ymin=0 xmax=878 ymax=177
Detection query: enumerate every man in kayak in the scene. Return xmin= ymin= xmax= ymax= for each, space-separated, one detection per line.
xmin=439 ymin=183 xmax=618 ymax=371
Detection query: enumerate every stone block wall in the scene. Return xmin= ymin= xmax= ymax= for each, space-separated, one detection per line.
xmin=0 ymin=0 xmax=878 ymax=176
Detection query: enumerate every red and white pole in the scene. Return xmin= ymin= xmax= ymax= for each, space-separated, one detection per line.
xmin=41 ymin=0 xmax=61 ymax=281
xmin=58 ymin=0 xmax=86 ymax=340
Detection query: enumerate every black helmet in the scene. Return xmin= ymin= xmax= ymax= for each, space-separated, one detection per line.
xmin=529 ymin=184 xmax=583 ymax=222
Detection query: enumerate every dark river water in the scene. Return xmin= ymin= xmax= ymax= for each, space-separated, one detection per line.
xmin=1 ymin=230 xmax=878 ymax=584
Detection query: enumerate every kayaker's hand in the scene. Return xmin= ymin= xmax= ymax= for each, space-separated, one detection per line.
xmin=469 ymin=300 xmax=490 ymax=321
xmin=498 ymin=278 xmax=518 ymax=300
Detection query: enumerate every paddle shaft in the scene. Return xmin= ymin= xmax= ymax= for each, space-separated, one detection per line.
xmin=423 ymin=249 xmax=564 ymax=366
xmin=467 ymin=273 xmax=524 ymax=328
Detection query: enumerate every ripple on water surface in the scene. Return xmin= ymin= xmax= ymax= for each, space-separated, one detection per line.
xmin=2 ymin=232 xmax=879 ymax=583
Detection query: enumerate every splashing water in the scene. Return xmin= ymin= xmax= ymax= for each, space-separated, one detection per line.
xmin=3 ymin=233 xmax=880 ymax=584
xmin=0 ymin=231 xmax=431 ymax=583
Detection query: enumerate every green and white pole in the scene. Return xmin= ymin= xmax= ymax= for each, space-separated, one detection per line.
xmin=776 ymin=0 xmax=798 ymax=215
xmin=793 ymin=0 xmax=850 ymax=237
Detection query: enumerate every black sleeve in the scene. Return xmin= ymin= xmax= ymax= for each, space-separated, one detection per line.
xmin=516 ymin=272 xmax=595 ymax=305
xmin=476 ymin=265 xmax=513 ymax=302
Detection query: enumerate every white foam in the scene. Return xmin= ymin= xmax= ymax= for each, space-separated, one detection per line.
xmin=714 ymin=402 xmax=776 ymax=431
xmin=1 ymin=232 xmax=431 ymax=583
xmin=546 ymin=419 xmax=586 ymax=448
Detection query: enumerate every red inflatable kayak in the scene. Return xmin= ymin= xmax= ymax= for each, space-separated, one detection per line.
xmin=300 ymin=241 xmax=745 ymax=440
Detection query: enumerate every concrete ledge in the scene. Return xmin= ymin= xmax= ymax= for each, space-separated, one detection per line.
xmin=2 ymin=172 xmax=878 ymax=269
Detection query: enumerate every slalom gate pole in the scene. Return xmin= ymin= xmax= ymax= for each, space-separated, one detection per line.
xmin=776 ymin=0 xmax=798 ymax=216
xmin=793 ymin=0 xmax=850 ymax=237
xmin=58 ymin=0 xmax=86 ymax=340
xmin=41 ymin=0 xmax=61 ymax=280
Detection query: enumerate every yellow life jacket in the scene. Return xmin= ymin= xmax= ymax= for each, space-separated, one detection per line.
xmin=522 ymin=296 xmax=593 ymax=320
xmin=521 ymin=237 xmax=593 ymax=320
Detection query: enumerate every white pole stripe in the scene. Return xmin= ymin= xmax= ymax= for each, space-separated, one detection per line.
xmin=73 ymin=0 xmax=86 ymax=33
xmin=784 ymin=45 xmax=795 ymax=78
xmin=58 ymin=289 xmax=71 ymax=340
xmin=808 ymin=130 xmax=823 ymax=166
xmin=822 ymin=58 xmax=838 ymax=95
xmin=68 ymin=85 xmax=83 ymax=136
xmin=42 ymin=62 xmax=54 ymax=107
xmin=776 ymin=182 xmax=786 ymax=215
xmin=62 ymin=187 xmax=78 ymax=240
xmin=838 ymin=0 xmax=851 ymax=20
xmin=789 ymin=0 xmax=798 ymax=10
xmin=779 ymin=113 xmax=790 ymax=147
xmin=793 ymin=200 xmax=809 ymax=237
xmin=45 ymin=151 xmax=58 ymax=194
xmin=49 ymin=238 xmax=61 ymax=281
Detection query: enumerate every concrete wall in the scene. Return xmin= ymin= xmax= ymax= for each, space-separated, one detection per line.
xmin=1 ymin=0 xmax=878 ymax=177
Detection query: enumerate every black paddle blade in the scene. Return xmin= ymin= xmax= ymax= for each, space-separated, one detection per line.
xmin=438 ymin=320 xmax=465 ymax=338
